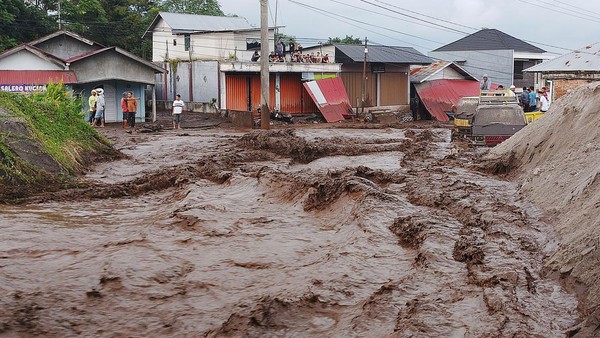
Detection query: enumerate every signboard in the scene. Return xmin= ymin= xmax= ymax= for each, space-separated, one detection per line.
xmin=0 ymin=84 xmax=47 ymax=93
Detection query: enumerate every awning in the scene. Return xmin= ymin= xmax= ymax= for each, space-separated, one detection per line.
xmin=0 ymin=70 xmax=78 ymax=86
xmin=414 ymin=79 xmax=480 ymax=121
xmin=303 ymin=77 xmax=352 ymax=123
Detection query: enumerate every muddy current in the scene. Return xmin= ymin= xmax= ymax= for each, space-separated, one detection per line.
xmin=0 ymin=126 xmax=580 ymax=337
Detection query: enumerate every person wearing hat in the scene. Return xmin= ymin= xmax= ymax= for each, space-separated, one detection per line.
xmin=508 ymin=85 xmax=517 ymax=97
xmin=93 ymin=88 xmax=105 ymax=127
xmin=88 ymin=89 xmax=97 ymax=125
xmin=480 ymin=74 xmax=491 ymax=90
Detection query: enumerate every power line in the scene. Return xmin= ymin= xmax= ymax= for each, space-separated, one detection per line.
xmin=517 ymin=0 xmax=600 ymax=23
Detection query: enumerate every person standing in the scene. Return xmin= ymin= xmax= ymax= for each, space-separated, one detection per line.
xmin=93 ymin=88 xmax=105 ymax=127
xmin=120 ymin=92 xmax=129 ymax=128
xmin=539 ymin=90 xmax=550 ymax=112
xmin=508 ymin=85 xmax=517 ymax=97
xmin=172 ymin=94 xmax=184 ymax=129
xmin=88 ymin=89 xmax=97 ymax=125
xmin=480 ymin=74 xmax=491 ymax=90
xmin=126 ymin=92 xmax=138 ymax=128
xmin=528 ymin=86 xmax=537 ymax=111
xmin=520 ymin=87 xmax=530 ymax=112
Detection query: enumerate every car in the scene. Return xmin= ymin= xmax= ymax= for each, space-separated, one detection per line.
xmin=470 ymin=101 xmax=527 ymax=146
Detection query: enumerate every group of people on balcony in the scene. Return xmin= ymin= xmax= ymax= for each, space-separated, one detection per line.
xmin=250 ymin=40 xmax=331 ymax=63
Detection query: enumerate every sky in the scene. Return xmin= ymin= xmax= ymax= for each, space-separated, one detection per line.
xmin=217 ymin=0 xmax=600 ymax=56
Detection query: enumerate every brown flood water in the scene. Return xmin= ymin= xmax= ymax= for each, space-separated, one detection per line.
xmin=0 ymin=127 xmax=580 ymax=337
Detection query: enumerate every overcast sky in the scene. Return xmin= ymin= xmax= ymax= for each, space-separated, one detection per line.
xmin=218 ymin=0 xmax=600 ymax=55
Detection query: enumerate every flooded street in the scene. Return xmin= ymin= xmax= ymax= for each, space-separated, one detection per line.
xmin=0 ymin=126 xmax=580 ymax=337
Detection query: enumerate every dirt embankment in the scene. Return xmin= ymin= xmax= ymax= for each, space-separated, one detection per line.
xmin=0 ymin=93 xmax=118 ymax=202
xmin=485 ymin=82 xmax=600 ymax=337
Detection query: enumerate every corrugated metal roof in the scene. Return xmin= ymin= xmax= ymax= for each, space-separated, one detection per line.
xmin=303 ymin=77 xmax=353 ymax=122
xmin=149 ymin=12 xmax=253 ymax=36
xmin=0 ymin=70 xmax=77 ymax=84
xmin=410 ymin=60 xmax=478 ymax=83
xmin=433 ymin=29 xmax=545 ymax=53
xmin=525 ymin=43 xmax=600 ymax=72
xmin=414 ymin=79 xmax=480 ymax=122
xmin=335 ymin=45 xmax=432 ymax=64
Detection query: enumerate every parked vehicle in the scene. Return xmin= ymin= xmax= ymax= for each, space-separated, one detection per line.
xmin=470 ymin=101 xmax=527 ymax=146
xmin=525 ymin=111 xmax=544 ymax=123
xmin=451 ymin=96 xmax=479 ymax=140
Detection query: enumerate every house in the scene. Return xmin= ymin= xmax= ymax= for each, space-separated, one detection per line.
xmin=334 ymin=44 xmax=432 ymax=109
xmin=0 ymin=30 xmax=164 ymax=123
xmin=524 ymin=43 xmax=600 ymax=100
xmin=429 ymin=29 xmax=550 ymax=89
xmin=410 ymin=60 xmax=480 ymax=121
xmin=144 ymin=12 xmax=341 ymax=115
xmin=143 ymin=12 xmax=278 ymax=63
xmin=144 ymin=12 xmax=283 ymax=104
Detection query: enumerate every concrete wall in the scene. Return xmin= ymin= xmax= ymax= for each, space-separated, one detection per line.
xmin=71 ymin=51 xmax=156 ymax=84
xmin=0 ymin=50 xmax=62 ymax=70
xmin=35 ymin=36 xmax=97 ymax=60
xmin=429 ymin=49 xmax=514 ymax=88
xmin=154 ymin=60 xmax=219 ymax=103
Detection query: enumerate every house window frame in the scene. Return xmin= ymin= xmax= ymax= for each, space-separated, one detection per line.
xmin=184 ymin=34 xmax=191 ymax=51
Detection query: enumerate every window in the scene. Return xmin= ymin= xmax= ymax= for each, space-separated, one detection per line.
xmin=184 ymin=34 xmax=190 ymax=51
xmin=514 ymin=60 xmax=524 ymax=80
xmin=246 ymin=38 xmax=260 ymax=50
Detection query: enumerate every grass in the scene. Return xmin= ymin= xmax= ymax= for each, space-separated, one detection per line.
xmin=0 ymin=83 xmax=112 ymax=188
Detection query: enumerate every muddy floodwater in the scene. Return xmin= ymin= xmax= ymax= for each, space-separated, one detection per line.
xmin=0 ymin=126 xmax=580 ymax=337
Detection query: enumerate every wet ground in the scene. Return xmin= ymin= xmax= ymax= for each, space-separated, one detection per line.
xmin=0 ymin=118 xmax=581 ymax=337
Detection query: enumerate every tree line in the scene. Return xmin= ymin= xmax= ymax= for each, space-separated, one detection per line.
xmin=0 ymin=0 xmax=224 ymax=59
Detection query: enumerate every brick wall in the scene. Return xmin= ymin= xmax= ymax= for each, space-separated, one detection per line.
xmin=553 ymin=79 xmax=594 ymax=99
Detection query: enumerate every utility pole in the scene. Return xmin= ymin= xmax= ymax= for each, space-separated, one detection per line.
xmin=58 ymin=0 xmax=61 ymax=29
xmin=361 ymin=37 xmax=368 ymax=113
xmin=260 ymin=0 xmax=270 ymax=129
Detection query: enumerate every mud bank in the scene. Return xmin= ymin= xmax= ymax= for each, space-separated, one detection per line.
xmin=0 ymin=125 xmax=581 ymax=337
xmin=485 ymin=82 xmax=600 ymax=338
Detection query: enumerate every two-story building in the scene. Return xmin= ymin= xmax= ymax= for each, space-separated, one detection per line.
xmin=429 ymin=29 xmax=551 ymax=89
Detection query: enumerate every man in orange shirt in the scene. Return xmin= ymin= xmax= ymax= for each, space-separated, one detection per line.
xmin=120 ymin=92 xmax=128 ymax=128
xmin=126 ymin=92 xmax=138 ymax=128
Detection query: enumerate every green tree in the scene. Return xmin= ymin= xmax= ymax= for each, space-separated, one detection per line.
xmin=275 ymin=32 xmax=296 ymax=44
xmin=159 ymin=0 xmax=223 ymax=15
xmin=328 ymin=35 xmax=362 ymax=45
xmin=0 ymin=0 xmax=55 ymax=51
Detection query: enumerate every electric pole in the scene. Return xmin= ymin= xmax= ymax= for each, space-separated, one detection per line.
xmin=260 ymin=0 xmax=270 ymax=129
xmin=361 ymin=37 xmax=368 ymax=113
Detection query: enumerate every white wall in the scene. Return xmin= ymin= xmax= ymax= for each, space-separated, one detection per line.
xmin=0 ymin=50 xmax=62 ymax=70
xmin=429 ymin=49 xmax=514 ymax=88
xmin=151 ymin=17 xmax=275 ymax=62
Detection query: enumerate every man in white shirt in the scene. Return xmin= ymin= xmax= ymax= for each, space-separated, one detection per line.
xmin=172 ymin=94 xmax=185 ymax=129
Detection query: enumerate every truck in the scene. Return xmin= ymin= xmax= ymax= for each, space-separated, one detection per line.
xmin=453 ymin=94 xmax=527 ymax=146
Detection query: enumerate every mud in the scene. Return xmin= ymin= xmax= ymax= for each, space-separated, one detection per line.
xmin=0 ymin=119 xmax=581 ymax=337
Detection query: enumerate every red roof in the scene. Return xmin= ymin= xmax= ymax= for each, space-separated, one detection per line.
xmin=303 ymin=77 xmax=353 ymax=122
xmin=0 ymin=70 xmax=78 ymax=85
xmin=414 ymin=79 xmax=480 ymax=121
